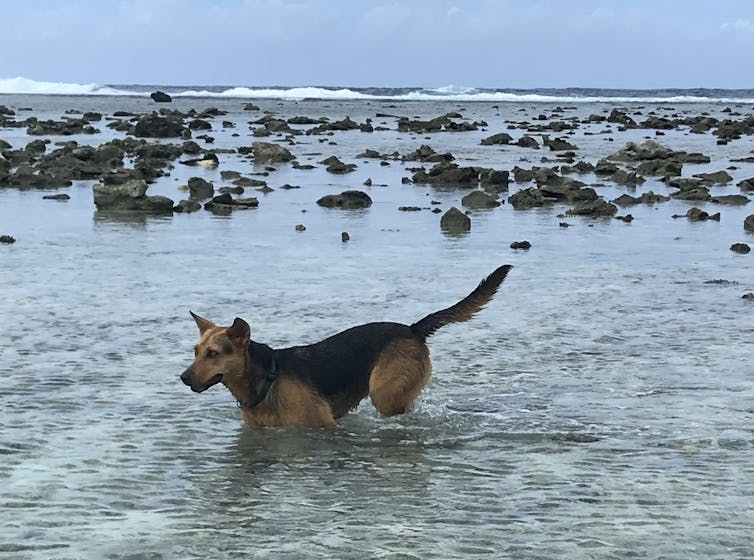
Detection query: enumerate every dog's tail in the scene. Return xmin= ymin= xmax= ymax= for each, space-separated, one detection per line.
xmin=410 ymin=265 xmax=512 ymax=340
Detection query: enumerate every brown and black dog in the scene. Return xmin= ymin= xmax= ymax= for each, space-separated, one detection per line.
xmin=181 ymin=265 xmax=512 ymax=427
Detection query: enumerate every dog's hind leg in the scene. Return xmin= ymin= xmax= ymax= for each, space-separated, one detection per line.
xmin=369 ymin=338 xmax=431 ymax=416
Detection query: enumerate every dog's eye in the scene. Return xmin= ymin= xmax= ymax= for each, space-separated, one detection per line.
xmin=207 ymin=349 xmax=218 ymax=359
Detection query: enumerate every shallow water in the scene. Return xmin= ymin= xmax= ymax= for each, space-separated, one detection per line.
xmin=1 ymin=95 xmax=754 ymax=559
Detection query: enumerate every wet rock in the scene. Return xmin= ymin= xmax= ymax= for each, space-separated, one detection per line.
xmin=512 ymin=167 xmax=535 ymax=182
xmin=132 ymin=113 xmax=186 ymax=138
xmin=220 ymin=170 xmax=242 ymax=180
xmin=738 ymin=177 xmax=754 ymax=192
xmin=566 ymin=198 xmax=618 ymax=217
xmin=402 ymin=145 xmax=454 ymax=163
xmin=710 ymin=194 xmax=750 ymax=205
xmin=744 ymin=215 xmax=754 ymax=231
xmin=440 ymin=206 xmax=471 ymax=233
xmin=610 ymin=169 xmax=645 ymax=186
xmin=543 ymin=135 xmax=578 ymax=151
xmin=232 ymin=177 xmax=267 ymax=188
xmin=515 ymin=135 xmax=539 ymax=149
xmin=398 ymin=113 xmax=476 ymax=133
xmin=341 ymin=232 xmax=350 ymax=242
xmin=251 ymin=142 xmax=294 ymax=164
xmin=693 ymin=170 xmax=733 ymax=184
xmin=188 ymin=119 xmax=212 ymax=131
xmin=731 ymin=243 xmax=751 ymax=254
xmin=670 ymin=186 xmax=711 ymax=201
xmin=411 ymin=162 xmax=479 ymax=186
xmin=0 ymin=105 xmax=15 ymax=116
xmin=615 ymin=214 xmax=634 ymax=222
xmin=510 ymin=240 xmax=531 ymax=250
xmin=174 ymin=199 xmax=202 ymax=213
xmin=462 ymin=190 xmax=500 ymax=209
xmin=204 ymin=193 xmax=258 ymax=213
xmin=92 ymin=179 xmax=174 ymax=213
xmin=26 ymin=117 xmax=99 ymax=136
xmin=560 ymin=161 xmax=594 ymax=174
xmin=399 ymin=206 xmax=422 ymax=212
xmin=4 ymin=164 xmax=72 ymax=189
xmin=508 ymin=187 xmax=545 ymax=209
xmin=743 ymin=292 xmax=754 ymax=300
xmin=607 ymin=109 xmax=637 ymax=127
xmin=672 ymin=207 xmax=720 ymax=221
xmin=150 ymin=91 xmax=173 ymax=103
xmin=219 ymin=186 xmax=245 ymax=195
xmin=243 ymin=103 xmax=260 ymax=111
xmin=594 ymin=160 xmax=619 ymax=176
xmin=320 ymin=156 xmax=357 ymax=174
xmin=612 ymin=191 xmax=670 ymax=205
xmin=180 ymin=153 xmax=219 ymax=168
xmin=181 ymin=140 xmax=202 ymax=154
xmin=481 ymin=132 xmax=513 ymax=145
xmin=636 ymin=159 xmax=682 ymax=177
xmin=316 ymin=190 xmax=372 ymax=209
xmin=295 ymin=224 xmax=306 ymax=232
xmin=480 ymin=169 xmax=509 ymax=193
xmin=187 ymin=177 xmax=214 ymax=199
xmin=42 ymin=193 xmax=70 ymax=200
xmin=0 ymin=234 xmax=16 ymax=243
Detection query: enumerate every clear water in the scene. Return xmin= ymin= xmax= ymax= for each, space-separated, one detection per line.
xmin=1 ymin=95 xmax=753 ymax=559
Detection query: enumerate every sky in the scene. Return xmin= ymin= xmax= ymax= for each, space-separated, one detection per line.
xmin=1 ymin=0 xmax=753 ymax=89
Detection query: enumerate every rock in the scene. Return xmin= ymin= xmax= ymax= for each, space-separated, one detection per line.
xmin=636 ymin=159 xmax=682 ymax=177
xmin=42 ymin=193 xmax=70 ymax=200
xmin=187 ymin=177 xmax=214 ymax=199
xmin=203 ymin=193 xmax=258 ymax=213
xmin=180 ymin=153 xmax=219 ymax=168
xmin=672 ymin=207 xmax=720 ymax=221
xmin=440 ymin=206 xmax=471 ymax=233
xmin=341 ymin=232 xmax=350 ymax=242
xmin=566 ymin=198 xmax=618 ymax=217
xmin=670 ymin=186 xmax=711 ymax=201
xmin=319 ymin=156 xmax=356 ymax=174
xmin=188 ymin=119 xmax=212 ymax=131
xmin=543 ymin=135 xmax=578 ymax=151
xmin=251 ymin=142 xmax=294 ymax=164
xmin=132 ymin=113 xmax=186 ymax=138
xmin=0 ymin=235 xmax=15 ymax=244
xmin=743 ymin=292 xmax=754 ymax=300
xmin=243 ymin=103 xmax=260 ymax=111
xmin=711 ymin=195 xmax=750 ymax=205
xmin=412 ymin=162 xmax=479 ymax=186
xmin=181 ymin=140 xmax=202 ymax=154
xmin=480 ymin=169 xmax=510 ymax=193
xmin=219 ymin=186 xmax=244 ymax=195
xmin=510 ymin=240 xmax=531 ymax=250
xmin=295 ymin=224 xmax=306 ymax=232
xmin=612 ymin=190 xmax=670 ymax=205
xmin=150 ymin=91 xmax=173 ymax=103
xmin=693 ymin=170 xmax=733 ymax=184
xmin=607 ymin=109 xmax=636 ymax=127
xmin=516 ymin=135 xmax=539 ymax=149
xmin=462 ymin=190 xmax=500 ymax=209
xmin=399 ymin=206 xmax=422 ymax=212
xmin=615 ymin=214 xmax=634 ymax=222
xmin=481 ymin=133 xmax=513 ymax=145
xmin=605 ymin=140 xmax=678 ymax=162
xmin=174 ymin=199 xmax=202 ymax=213
xmin=738 ymin=177 xmax=754 ymax=192
xmin=92 ymin=179 xmax=174 ymax=213
xmin=403 ymin=145 xmax=454 ymax=163
xmin=316 ymin=190 xmax=372 ymax=209
xmin=610 ymin=169 xmax=645 ymax=186
xmin=509 ymin=187 xmax=545 ymax=209
xmin=744 ymin=215 xmax=754 ymax=231
xmin=731 ymin=243 xmax=751 ymax=253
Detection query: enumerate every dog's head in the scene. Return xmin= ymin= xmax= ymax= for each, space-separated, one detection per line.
xmin=180 ymin=311 xmax=251 ymax=393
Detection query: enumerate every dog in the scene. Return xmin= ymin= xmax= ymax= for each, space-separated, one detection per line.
xmin=181 ymin=264 xmax=512 ymax=427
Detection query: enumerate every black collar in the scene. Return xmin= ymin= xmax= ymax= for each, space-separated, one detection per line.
xmin=237 ymin=356 xmax=278 ymax=409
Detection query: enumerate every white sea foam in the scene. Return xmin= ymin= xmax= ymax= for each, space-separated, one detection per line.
xmin=2 ymin=77 xmax=754 ymax=103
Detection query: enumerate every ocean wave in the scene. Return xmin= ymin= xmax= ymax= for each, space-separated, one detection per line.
xmin=3 ymin=77 xmax=754 ymax=104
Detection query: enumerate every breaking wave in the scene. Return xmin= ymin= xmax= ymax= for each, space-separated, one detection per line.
xmin=3 ymin=77 xmax=754 ymax=103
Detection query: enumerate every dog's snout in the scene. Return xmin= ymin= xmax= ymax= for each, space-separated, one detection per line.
xmin=180 ymin=369 xmax=193 ymax=386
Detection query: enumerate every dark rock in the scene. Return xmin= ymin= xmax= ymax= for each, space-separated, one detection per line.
xmin=412 ymin=162 xmax=478 ymax=186
xmin=481 ymin=133 xmax=513 ymax=145
xmin=42 ymin=193 xmax=70 ymax=200
xmin=220 ymin=170 xmax=242 ymax=180
xmin=566 ymin=198 xmax=618 ymax=217
xmin=462 ymin=190 xmax=500 ymax=209
xmin=636 ymin=159 xmax=682 ymax=177
xmin=219 ymin=186 xmax=244 ymax=195
xmin=243 ymin=103 xmax=259 ymax=111
xmin=480 ymin=169 xmax=509 ymax=193
xmin=615 ymin=214 xmax=634 ymax=222
xmin=0 ymin=234 xmax=15 ymax=243
xmin=738 ymin=178 xmax=754 ymax=192
xmin=508 ymin=187 xmax=545 ymax=209
xmin=711 ymin=194 xmax=750 ymax=205
xmin=188 ymin=119 xmax=212 ymax=130
xmin=132 ymin=113 xmax=186 ymax=138
xmin=174 ymin=199 xmax=202 ymax=213
xmin=203 ymin=193 xmax=258 ymax=213
xmin=320 ymin=156 xmax=356 ymax=174
xmin=543 ymin=135 xmax=578 ymax=151
xmin=92 ymin=179 xmax=173 ymax=213
xmin=150 ymin=91 xmax=173 ymax=103
xmin=295 ymin=224 xmax=306 ymax=232
xmin=670 ymin=186 xmax=711 ymax=201
xmin=610 ymin=169 xmax=645 ymax=186
xmin=731 ymin=243 xmax=751 ymax=253
xmin=672 ymin=207 xmax=720 ymax=221
xmin=251 ymin=142 xmax=294 ymax=164
xmin=693 ymin=170 xmax=733 ymax=184
xmin=744 ymin=215 xmax=754 ymax=231
xmin=316 ymin=190 xmax=372 ymax=209
xmin=510 ymin=240 xmax=531 ymax=250
xmin=403 ymin=145 xmax=454 ymax=163
xmin=742 ymin=292 xmax=754 ymax=299
xmin=181 ymin=140 xmax=202 ymax=154
xmin=516 ymin=135 xmax=539 ymax=149
xmin=440 ymin=206 xmax=471 ymax=233
xmin=341 ymin=232 xmax=350 ymax=242
xmin=187 ymin=177 xmax=214 ymax=199
xmin=399 ymin=206 xmax=422 ymax=212
xmin=180 ymin=153 xmax=219 ymax=168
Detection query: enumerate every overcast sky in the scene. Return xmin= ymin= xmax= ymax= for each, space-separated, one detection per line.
xmin=2 ymin=0 xmax=753 ymax=89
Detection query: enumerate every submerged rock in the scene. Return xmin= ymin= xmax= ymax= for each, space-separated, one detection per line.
xmin=461 ymin=190 xmax=500 ymax=209
xmin=92 ymin=179 xmax=173 ymax=213
xmin=672 ymin=207 xmax=720 ymax=221
xmin=730 ymin=243 xmax=751 ymax=254
xmin=150 ymin=91 xmax=173 ymax=103
xmin=440 ymin=207 xmax=471 ymax=233
xmin=566 ymin=198 xmax=618 ymax=217
xmin=251 ymin=142 xmax=294 ymax=164
xmin=316 ymin=190 xmax=372 ymax=209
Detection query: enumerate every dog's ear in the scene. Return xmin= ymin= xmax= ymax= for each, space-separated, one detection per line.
xmin=226 ymin=317 xmax=251 ymax=344
xmin=190 ymin=311 xmax=215 ymax=334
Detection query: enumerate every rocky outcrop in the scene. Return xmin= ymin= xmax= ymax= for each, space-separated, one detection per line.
xmin=481 ymin=133 xmax=513 ymax=146
xmin=317 ymin=190 xmax=372 ymax=209
xmin=744 ymin=215 xmax=754 ymax=231
xmin=92 ymin=179 xmax=173 ymax=213
xmin=566 ymin=199 xmax=618 ymax=217
xmin=402 ymin=145 xmax=454 ymax=163
xmin=508 ymin=187 xmax=545 ymax=209
xmin=461 ymin=190 xmax=500 ymax=209
xmin=132 ymin=113 xmax=186 ymax=138
xmin=150 ymin=91 xmax=173 ymax=103
xmin=672 ymin=207 xmax=720 ymax=221
xmin=412 ymin=162 xmax=479 ymax=186
xmin=440 ymin=207 xmax=471 ymax=233
xmin=251 ymin=142 xmax=294 ymax=164
xmin=187 ymin=177 xmax=214 ymax=199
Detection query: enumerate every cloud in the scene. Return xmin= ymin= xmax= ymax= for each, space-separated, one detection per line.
xmin=721 ymin=18 xmax=754 ymax=32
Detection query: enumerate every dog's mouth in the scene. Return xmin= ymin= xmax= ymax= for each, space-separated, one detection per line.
xmin=192 ymin=373 xmax=224 ymax=393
